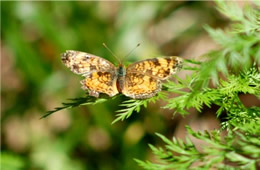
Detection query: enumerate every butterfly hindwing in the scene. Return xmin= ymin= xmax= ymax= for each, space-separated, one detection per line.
xmin=121 ymin=73 xmax=161 ymax=99
xmin=81 ymin=71 xmax=118 ymax=97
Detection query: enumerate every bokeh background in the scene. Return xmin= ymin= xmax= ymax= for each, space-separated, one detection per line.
xmin=1 ymin=1 xmax=251 ymax=170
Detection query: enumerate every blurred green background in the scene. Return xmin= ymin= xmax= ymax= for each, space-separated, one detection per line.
xmin=1 ymin=1 xmax=240 ymax=170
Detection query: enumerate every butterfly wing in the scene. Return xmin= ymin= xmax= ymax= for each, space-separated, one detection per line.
xmin=81 ymin=71 xmax=118 ymax=97
xmin=122 ymin=56 xmax=183 ymax=99
xmin=61 ymin=50 xmax=119 ymax=97
xmin=126 ymin=56 xmax=183 ymax=80
xmin=61 ymin=50 xmax=116 ymax=75
xmin=121 ymin=73 xmax=161 ymax=99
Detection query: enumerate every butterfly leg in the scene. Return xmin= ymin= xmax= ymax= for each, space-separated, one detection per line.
xmin=89 ymin=90 xmax=100 ymax=98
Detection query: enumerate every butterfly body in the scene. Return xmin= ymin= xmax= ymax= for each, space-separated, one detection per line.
xmin=61 ymin=50 xmax=183 ymax=99
xmin=116 ymin=65 xmax=125 ymax=93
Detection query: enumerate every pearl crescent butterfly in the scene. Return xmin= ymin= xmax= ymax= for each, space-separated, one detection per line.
xmin=61 ymin=50 xmax=183 ymax=99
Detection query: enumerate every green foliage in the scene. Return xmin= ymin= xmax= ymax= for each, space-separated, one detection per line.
xmin=135 ymin=1 xmax=260 ymax=170
xmin=112 ymin=92 xmax=167 ymax=124
xmin=194 ymin=0 xmax=260 ymax=87
xmin=41 ymin=94 xmax=115 ymax=119
xmin=1 ymin=152 xmax=26 ymax=170
xmin=135 ymin=124 xmax=260 ymax=170
xmin=43 ymin=90 xmax=168 ymax=124
xmin=215 ymin=0 xmax=260 ymax=34
xmin=135 ymin=64 xmax=260 ymax=169
xmin=165 ymin=66 xmax=260 ymax=127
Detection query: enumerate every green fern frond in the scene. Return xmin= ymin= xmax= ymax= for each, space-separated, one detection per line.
xmin=165 ymin=65 xmax=259 ymax=120
xmin=136 ymin=125 xmax=260 ymax=170
xmin=215 ymin=0 xmax=260 ymax=33
xmin=112 ymin=92 xmax=167 ymax=124
xmin=41 ymin=94 xmax=113 ymax=119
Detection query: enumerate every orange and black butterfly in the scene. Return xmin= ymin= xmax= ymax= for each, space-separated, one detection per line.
xmin=61 ymin=47 xmax=183 ymax=99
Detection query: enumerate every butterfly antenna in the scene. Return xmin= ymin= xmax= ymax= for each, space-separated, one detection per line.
xmin=122 ymin=43 xmax=141 ymax=63
xmin=103 ymin=43 xmax=121 ymax=64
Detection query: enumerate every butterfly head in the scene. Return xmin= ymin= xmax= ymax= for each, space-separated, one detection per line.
xmin=118 ymin=64 xmax=126 ymax=77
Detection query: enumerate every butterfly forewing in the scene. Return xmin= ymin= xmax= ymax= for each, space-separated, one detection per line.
xmin=61 ymin=50 xmax=116 ymax=75
xmin=126 ymin=56 xmax=183 ymax=80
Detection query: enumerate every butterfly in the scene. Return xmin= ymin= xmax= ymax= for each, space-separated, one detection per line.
xmin=61 ymin=50 xmax=183 ymax=99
